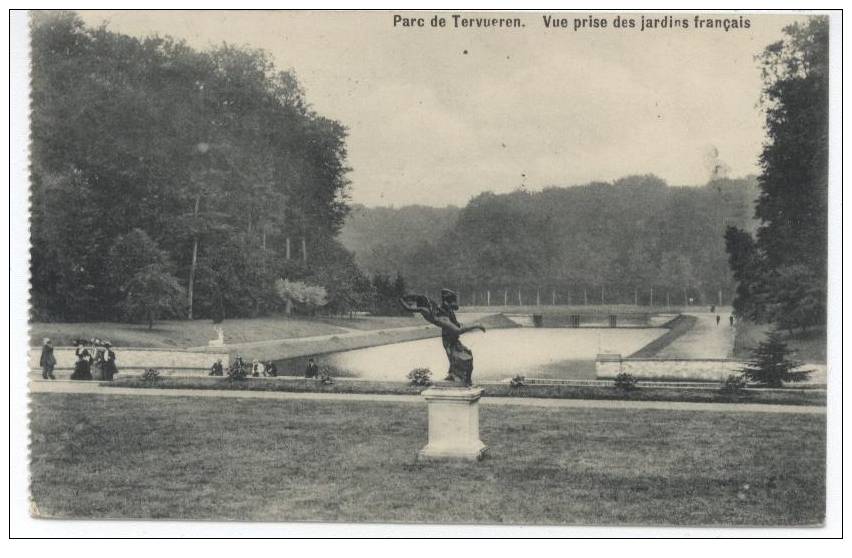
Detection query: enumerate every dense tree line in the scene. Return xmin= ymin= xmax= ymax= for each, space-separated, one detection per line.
xmin=342 ymin=175 xmax=759 ymax=306
xmin=725 ymin=18 xmax=828 ymax=332
xmin=30 ymin=12 xmax=371 ymax=322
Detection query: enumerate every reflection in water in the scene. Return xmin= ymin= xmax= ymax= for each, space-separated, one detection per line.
xmin=296 ymin=328 xmax=665 ymax=382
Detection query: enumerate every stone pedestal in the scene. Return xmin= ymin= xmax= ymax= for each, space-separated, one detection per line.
xmin=418 ymin=387 xmax=487 ymax=461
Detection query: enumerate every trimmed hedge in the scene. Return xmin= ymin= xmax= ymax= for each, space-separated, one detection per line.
xmin=103 ymin=376 xmax=825 ymax=406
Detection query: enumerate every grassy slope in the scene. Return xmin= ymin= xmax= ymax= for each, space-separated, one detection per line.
xmin=628 ymin=315 xmax=698 ymax=358
xmin=30 ymin=393 xmax=825 ymax=525
xmin=29 ymin=313 xmax=515 ymax=350
xmin=29 ymin=315 xmax=425 ymax=348
xmin=734 ymin=322 xmax=826 ymax=363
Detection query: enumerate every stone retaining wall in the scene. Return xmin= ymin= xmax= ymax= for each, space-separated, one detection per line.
xmin=596 ymin=355 xmax=827 ymax=384
xmin=218 ymin=325 xmax=441 ymax=361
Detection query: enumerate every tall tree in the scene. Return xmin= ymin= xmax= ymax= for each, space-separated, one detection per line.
xmin=726 ymin=17 xmax=828 ymax=329
xmin=30 ymin=13 xmax=358 ymax=322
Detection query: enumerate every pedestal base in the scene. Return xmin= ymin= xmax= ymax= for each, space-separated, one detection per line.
xmin=418 ymin=386 xmax=487 ymax=462
xmin=418 ymin=443 xmax=488 ymax=461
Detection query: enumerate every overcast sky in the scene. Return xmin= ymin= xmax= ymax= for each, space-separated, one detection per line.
xmin=77 ymin=11 xmax=805 ymax=207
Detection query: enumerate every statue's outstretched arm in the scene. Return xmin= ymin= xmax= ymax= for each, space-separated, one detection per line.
xmin=415 ymin=310 xmax=486 ymax=336
xmin=399 ymin=295 xmax=485 ymax=335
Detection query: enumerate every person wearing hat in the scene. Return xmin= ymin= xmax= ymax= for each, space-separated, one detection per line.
xmin=39 ymin=338 xmax=56 ymax=380
xmin=265 ymin=360 xmax=278 ymax=377
xmin=305 ymin=358 xmax=319 ymax=378
xmin=71 ymin=340 xmax=93 ymax=381
xmin=102 ymin=342 xmax=118 ymax=380
xmin=91 ymin=346 xmax=106 ymax=381
xmin=400 ymin=288 xmax=486 ymax=386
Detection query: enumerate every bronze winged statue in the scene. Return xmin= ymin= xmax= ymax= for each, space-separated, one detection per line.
xmin=399 ymin=289 xmax=486 ymax=387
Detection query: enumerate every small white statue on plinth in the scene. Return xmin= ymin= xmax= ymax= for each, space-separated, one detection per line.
xmin=208 ymin=326 xmax=225 ymax=347
xmin=418 ymin=386 xmax=487 ymax=461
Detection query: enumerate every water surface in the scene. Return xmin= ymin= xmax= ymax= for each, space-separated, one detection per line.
xmin=299 ymin=328 xmax=665 ymax=382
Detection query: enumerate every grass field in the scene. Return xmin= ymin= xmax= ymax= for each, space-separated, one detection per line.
xmin=29 ymin=314 xmax=424 ymax=348
xmin=30 ymin=393 xmax=825 ymax=525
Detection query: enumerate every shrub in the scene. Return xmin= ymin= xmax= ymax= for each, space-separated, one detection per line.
xmin=509 ymin=375 xmax=526 ymax=388
xmin=407 ymin=367 xmax=432 ymax=386
xmin=614 ymin=372 xmax=638 ymax=391
xmin=318 ymin=370 xmax=334 ymax=385
xmin=720 ymin=374 xmax=748 ymax=393
xmin=141 ymin=368 xmax=161 ymax=382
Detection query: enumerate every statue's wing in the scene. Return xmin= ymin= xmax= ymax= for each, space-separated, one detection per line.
xmin=399 ymin=293 xmax=433 ymax=312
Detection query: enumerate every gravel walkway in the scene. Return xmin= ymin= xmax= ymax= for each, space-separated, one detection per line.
xmin=30 ymin=380 xmax=824 ymax=414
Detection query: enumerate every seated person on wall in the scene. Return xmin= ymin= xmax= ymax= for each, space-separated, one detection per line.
xmin=264 ymin=361 xmax=278 ymax=377
xmin=209 ymin=359 xmax=224 ymax=376
xmin=230 ymin=354 xmax=246 ymax=376
xmin=305 ymin=358 xmax=319 ymax=378
xmin=251 ymin=359 xmax=265 ymax=377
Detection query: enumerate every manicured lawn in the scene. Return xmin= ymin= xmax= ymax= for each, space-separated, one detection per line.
xmin=29 ymin=315 xmax=422 ymax=349
xmin=30 ymin=393 xmax=825 ymax=525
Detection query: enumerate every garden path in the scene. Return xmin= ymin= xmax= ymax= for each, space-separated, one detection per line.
xmin=30 ymin=379 xmax=824 ymax=415
xmin=656 ymin=308 xmax=736 ymax=359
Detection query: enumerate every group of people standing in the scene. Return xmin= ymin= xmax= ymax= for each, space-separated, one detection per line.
xmin=38 ymin=338 xmax=119 ymax=380
xmin=70 ymin=339 xmax=119 ymax=381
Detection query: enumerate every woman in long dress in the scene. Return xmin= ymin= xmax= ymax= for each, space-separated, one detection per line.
xmin=399 ymin=288 xmax=486 ymax=386
xmin=71 ymin=343 xmax=93 ymax=381
xmin=102 ymin=342 xmax=118 ymax=380
xmin=91 ymin=347 xmax=106 ymax=381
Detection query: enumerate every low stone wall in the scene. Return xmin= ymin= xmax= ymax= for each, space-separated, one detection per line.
xmin=596 ymin=357 xmax=741 ymax=382
xmin=596 ymin=355 xmax=827 ymax=385
xmin=28 ymin=347 xmax=230 ymax=375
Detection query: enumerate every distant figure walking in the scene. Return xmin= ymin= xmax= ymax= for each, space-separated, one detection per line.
xmin=729 ymin=315 xmax=734 ymax=327
xmin=710 ymin=305 xmax=716 ymax=313
xmin=305 ymin=358 xmax=319 ymax=379
xmin=716 ymin=315 xmax=721 ymax=327
xmin=39 ymin=338 xmax=56 ymax=380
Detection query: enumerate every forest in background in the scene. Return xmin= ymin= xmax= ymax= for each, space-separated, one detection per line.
xmin=30 ymin=12 xmax=370 ymax=322
xmin=29 ymin=12 xmax=828 ymax=336
xmin=341 ymin=175 xmax=759 ymax=306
